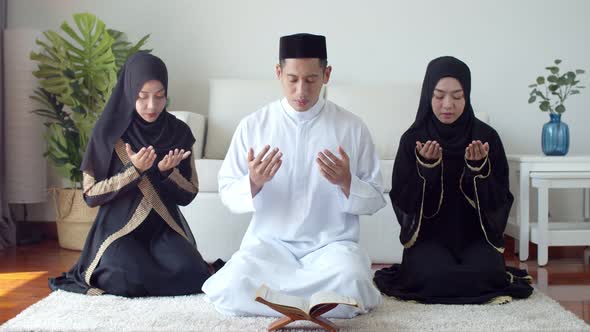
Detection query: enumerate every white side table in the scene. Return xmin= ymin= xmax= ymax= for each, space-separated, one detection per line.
xmin=506 ymin=155 xmax=590 ymax=261
xmin=530 ymin=172 xmax=590 ymax=266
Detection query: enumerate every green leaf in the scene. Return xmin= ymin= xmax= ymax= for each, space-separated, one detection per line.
xmin=566 ymin=71 xmax=576 ymax=84
xmin=128 ymin=34 xmax=150 ymax=55
xmin=547 ymin=75 xmax=558 ymax=83
xmin=576 ymin=69 xmax=585 ymax=74
xmin=29 ymin=12 xmax=150 ymax=183
xmin=540 ymin=101 xmax=550 ymax=111
xmin=31 ymin=109 xmax=59 ymax=120
xmin=34 ymin=67 xmax=63 ymax=77
xmin=554 ymin=59 xmax=562 ymax=65
xmin=59 ymin=22 xmax=85 ymax=48
xmin=556 ymin=104 xmax=566 ymax=113
xmin=29 ymin=52 xmax=61 ymax=68
xmin=570 ymin=90 xmax=580 ymax=94
xmin=548 ymin=84 xmax=559 ymax=92
xmin=546 ymin=66 xmax=559 ymax=74
xmin=30 ymin=94 xmax=53 ymax=109
xmin=536 ymin=76 xmax=545 ymax=84
xmin=528 ymin=84 xmax=538 ymax=88
xmin=528 ymin=96 xmax=536 ymax=103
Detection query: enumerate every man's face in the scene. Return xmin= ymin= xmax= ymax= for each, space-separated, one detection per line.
xmin=275 ymin=58 xmax=331 ymax=112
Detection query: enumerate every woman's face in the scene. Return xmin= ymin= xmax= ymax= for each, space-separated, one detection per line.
xmin=135 ymin=80 xmax=166 ymax=122
xmin=431 ymin=77 xmax=465 ymax=124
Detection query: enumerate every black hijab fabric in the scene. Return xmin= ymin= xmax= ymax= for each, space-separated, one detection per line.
xmin=374 ymin=57 xmax=532 ymax=304
xmin=81 ymin=52 xmax=194 ymax=181
xmin=411 ymin=56 xmax=475 ymax=158
xmin=48 ymin=53 xmax=212 ymax=297
xmin=391 ymin=56 xmax=514 ymax=250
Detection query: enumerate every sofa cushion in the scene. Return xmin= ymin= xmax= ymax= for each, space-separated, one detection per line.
xmin=380 ymin=159 xmax=394 ymax=193
xmin=204 ymin=79 xmax=284 ymax=159
xmin=182 ymin=193 xmax=404 ymax=264
xmin=168 ymin=111 xmax=206 ymax=158
xmin=195 ymin=159 xmax=223 ymax=192
xmin=202 ymin=79 xmax=490 ymax=185
xmin=197 ymin=158 xmax=393 ymax=194
xmin=205 ymin=79 xmax=330 ymax=159
xmin=327 ymin=83 xmax=421 ymax=160
xmin=326 ymin=85 xmax=489 ymax=159
xmin=475 ymin=110 xmax=489 ymax=124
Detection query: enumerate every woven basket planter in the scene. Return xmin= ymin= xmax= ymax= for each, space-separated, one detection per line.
xmin=52 ymin=188 xmax=97 ymax=251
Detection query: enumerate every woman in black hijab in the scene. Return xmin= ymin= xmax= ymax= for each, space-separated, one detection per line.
xmin=374 ymin=56 xmax=533 ymax=304
xmin=49 ymin=52 xmax=218 ymax=297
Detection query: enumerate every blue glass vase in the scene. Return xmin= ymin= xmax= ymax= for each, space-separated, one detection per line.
xmin=542 ymin=113 xmax=569 ymax=156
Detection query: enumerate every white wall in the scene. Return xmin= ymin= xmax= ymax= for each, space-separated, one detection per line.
xmin=7 ymin=0 xmax=590 ymax=221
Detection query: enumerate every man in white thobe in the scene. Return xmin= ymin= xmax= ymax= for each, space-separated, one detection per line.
xmin=203 ymin=33 xmax=386 ymax=318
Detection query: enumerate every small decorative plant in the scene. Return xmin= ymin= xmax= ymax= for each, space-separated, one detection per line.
xmin=30 ymin=13 xmax=150 ymax=188
xmin=528 ymin=59 xmax=585 ymax=114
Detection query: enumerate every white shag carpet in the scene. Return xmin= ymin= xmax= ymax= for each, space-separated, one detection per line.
xmin=1 ymin=290 xmax=589 ymax=332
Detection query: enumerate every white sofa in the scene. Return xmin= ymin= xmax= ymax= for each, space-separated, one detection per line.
xmin=172 ymin=79 xmax=489 ymax=264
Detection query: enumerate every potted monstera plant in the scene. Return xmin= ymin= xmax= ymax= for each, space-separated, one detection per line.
xmin=30 ymin=13 xmax=150 ymax=250
xmin=528 ymin=59 xmax=585 ymax=156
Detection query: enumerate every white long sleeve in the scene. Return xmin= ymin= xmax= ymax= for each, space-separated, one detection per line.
xmin=218 ymin=119 xmax=257 ymax=214
xmin=338 ymin=122 xmax=386 ymax=215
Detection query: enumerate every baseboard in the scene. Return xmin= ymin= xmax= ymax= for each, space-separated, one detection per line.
xmin=12 ymin=223 xmax=588 ymax=259
xmin=16 ymin=221 xmax=57 ymax=246
xmin=504 ymin=235 xmax=588 ymax=260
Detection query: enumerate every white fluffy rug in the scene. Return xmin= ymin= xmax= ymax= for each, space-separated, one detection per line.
xmin=1 ymin=290 xmax=588 ymax=332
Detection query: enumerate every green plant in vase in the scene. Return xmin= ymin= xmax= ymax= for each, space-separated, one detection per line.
xmin=528 ymin=59 xmax=585 ymax=155
xmin=30 ymin=12 xmax=150 ymax=187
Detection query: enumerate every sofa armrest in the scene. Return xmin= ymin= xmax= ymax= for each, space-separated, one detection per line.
xmin=474 ymin=111 xmax=489 ymax=124
xmin=168 ymin=111 xmax=207 ymax=159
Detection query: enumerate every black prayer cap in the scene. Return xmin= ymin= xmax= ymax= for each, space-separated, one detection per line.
xmin=279 ymin=33 xmax=327 ymax=60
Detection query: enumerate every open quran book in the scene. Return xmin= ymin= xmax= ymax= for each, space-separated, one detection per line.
xmin=254 ymin=284 xmax=361 ymax=331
